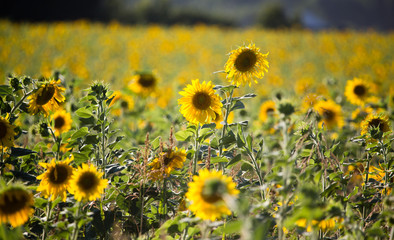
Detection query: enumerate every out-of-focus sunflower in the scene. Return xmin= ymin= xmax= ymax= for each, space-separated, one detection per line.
xmin=213 ymin=111 xmax=234 ymax=129
xmin=69 ymin=164 xmax=108 ymax=202
xmin=360 ymin=113 xmax=391 ymax=140
xmin=301 ymin=93 xmax=320 ymax=113
xmin=0 ymin=185 xmax=34 ymax=227
xmin=186 ymin=169 xmax=239 ymax=221
xmin=314 ymin=99 xmax=344 ymax=129
xmin=178 ymin=79 xmax=222 ymax=124
xmin=109 ymin=91 xmax=134 ymax=116
xmin=28 ymin=79 xmax=65 ymax=116
xmin=149 ymin=148 xmax=186 ymax=180
xmin=259 ymin=100 xmax=276 ymax=123
xmin=51 ymin=109 xmax=72 ymax=136
xmin=128 ymin=72 xmax=158 ymax=96
xmin=225 ymin=43 xmax=269 ymax=86
xmin=37 ymin=156 xmax=74 ymax=201
xmin=0 ymin=114 xmax=16 ymax=147
xmin=345 ymin=78 xmax=375 ymax=106
xmin=364 ymin=165 xmax=393 ymax=195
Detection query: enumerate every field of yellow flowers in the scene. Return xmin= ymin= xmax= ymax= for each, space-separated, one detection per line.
xmin=0 ymin=20 xmax=393 ymax=239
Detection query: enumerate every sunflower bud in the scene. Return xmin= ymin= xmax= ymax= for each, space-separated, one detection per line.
xmin=9 ymin=77 xmax=22 ymax=91
xmin=22 ymin=76 xmax=32 ymax=86
xmin=39 ymin=123 xmax=50 ymax=137
xmin=278 ymin=102 xmax=295 ymax=117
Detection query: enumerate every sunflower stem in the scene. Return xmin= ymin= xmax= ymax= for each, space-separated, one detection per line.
xmin=71 ymin=201 xmax=82 ymax=240
xmin=10 ymin=89 xmax=33 ymax=115
xmin=362 ymin=153 xmax=370 ymax=223
xmin=42 ymin=200 xmax=52 ymax=240
xmin=99 ymin=96 xmax=107 ymax=179
xmin=193 ymin=124 xmax=200 ymax=175
xmin=48 ymin=127 xmax=60 ymax=160
xmin=219 ymin=87 xmax=234 ymax=170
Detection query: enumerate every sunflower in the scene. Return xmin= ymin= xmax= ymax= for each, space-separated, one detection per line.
xmin=258 ymin=100 xmax=276 ymax=123
xmin=225 ymin=43 xmax=269 ymax=86
xmin=344 ymin=78 xmax=375 ymax=106
xmin=0 ymin=114 xmax=16 ymax=147
xmin=213 ymin=111 xmax=234 ymax=129
xmin=69 ymin=164 xmax=108 ymax=202
xmin=178 ymin=79 xmax=223 ymax=124
xmin=28 ymin=79 xmax=66 ymax=116
xmin=128 ymin=72 xmax=158 ymax=96
xmin=0 ymin=185 xmax=34 ymax=227
xmin=148 ymin=148 xmax=186 ymax=180
xmin=301 ymin=93 xmax=320 ymax=113
xmin=360 ymin=113 xmax=391 ymax=140
xmin=365 ymin=165 xmax=393 ymax=195
xmin=186 ymin=169 xmax=239 ymax=221
xmin=37 ymin=156 xmax=74 ymax=201
xmin=314 ymin=99 xmax=344 ymax=129
xmin=51 ymin=109 xmax=72 ymax=136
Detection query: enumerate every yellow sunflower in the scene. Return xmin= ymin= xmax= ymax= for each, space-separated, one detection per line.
xmin=301 ymin=93 xmax=320 ymax=113
xmin=344 ymin=78 xmax=375 ymax=106
xmin=258 ymin=100 xmax=276 ymax=123
xmin=0 ymin=114 xmax=16 ymax=148
xmin=186 ymin=169 xmax=239 ymax=221
xmin=314 ymin=99 xmax=344 ymax=129
xmin=36 ymin=156 xmax=74 ymax=201
xmin=28 ymin=79 xmax=66 ymax=116
xmin=364 ymin=165 xmax=393 ymax=195
xmin=149 ymin=147 xmax=186 ymax=180
xmin=69 ymin=164 xmax=108 ymax=202
xmin=225 ymin=43 xmax=269 ymax=86
xmin=0 ymin=185 xmax=34 ymax=227
xmin=360 ymin=113 xmax=391 ymax=140
xmin=51 ymin=109 xmax=72 ymax=136
xmin=128 ymin=72 xmax=158 ymax=96
xmin=178 ymin=79 xmax=223 ymax=124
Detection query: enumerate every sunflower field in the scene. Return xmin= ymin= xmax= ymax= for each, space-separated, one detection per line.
xmin=0 ymin=20 xmax=393 ymax=239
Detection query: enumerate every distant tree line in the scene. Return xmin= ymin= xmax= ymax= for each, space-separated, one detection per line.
xmin=0 ymin=0 xmax=235 ymax=27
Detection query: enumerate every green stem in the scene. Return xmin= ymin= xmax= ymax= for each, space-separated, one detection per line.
xmin=70 ymin=202 xmax=82 ymax=240
xmin=10 ymin=90 xmax=33 ymax=115
xmin=42 ymin=200 xmax=52 ymax=240
xmin=161 ymin=178 xmax=167 ymax=222
xmin=245 ymin=146 xmax=264 ymax=200
xmin=380 ymin=140 xmax=388 ymax=196
xmin=99 ymin=98 xmax=107 ymax=178
xmin=219 ymin=88 xmax=234 ymax=158
xmin=362 ymin=153 xmax=370 ymax=223
xmin=193 ymin=124 xmax=200 ymax=175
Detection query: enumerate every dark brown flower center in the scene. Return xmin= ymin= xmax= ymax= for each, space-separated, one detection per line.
xmin=138 ymin=74 xmax=156 ymax=88
xmin=0 ymin=120 xmax=7 ymax=139
xmin=54 ymin=116 xmax=65 ymax=129
xmin=77 ymin=172 xmax=98 ymax=191
xmin=201 ymin=178 xmax=227 ymax=203
xmin=323 ymin=109 xmax=335 ymax=121
xmin=49 ymin=165 xmax=69 ymax=184
xmin=369 ymin=118 xmax=386 ymax=132
xmin=266 ymin=108 xmax=274 ymax=114
xmin=353 ymin=84 xmax=366 ymax=97
xmin=235 ymin=49 xmax=257 ymax=72
xmin=36 ymin=85 xmax=55 ymax=105
xmin=0 ymin=190 xmax=29 ymax=214
xmin=192 ymin=92 xmax=212 ymax=110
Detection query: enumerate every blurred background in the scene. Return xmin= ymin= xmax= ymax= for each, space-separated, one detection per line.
xmin=1 ymin=0 xmax=393 ymax=30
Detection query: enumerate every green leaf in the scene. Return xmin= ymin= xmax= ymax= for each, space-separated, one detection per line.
xmin=0 ymin=85 xmax=12 ymax=96
xmin=210 ymin=156 xmax=228 ymax=164
xmin=151 ymin=136 xmax=161 ymax=150
xmin=230 ymin=100 xmax=245 ymax=112
xmin=226 ymin=154 xmax=242 ymax=168
xmin=236 ymin=124 xmax=246 ymax=148
xmin=246 ymin=134 xmax=253 ymax=152
xmin=233 ymin=93 xmax=257 ymax=100
xmin=116 ymin=194 xmax=130 ymax=212
xmin=71 ymin=127 xmax=89 ymax=140
xmin=75 ymin=107 xmax=94 ymax=118
xmin=221 ymin=130 xmax=236 ymax=147
xmin=175 ymin=130 xmax=194 ymax=142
